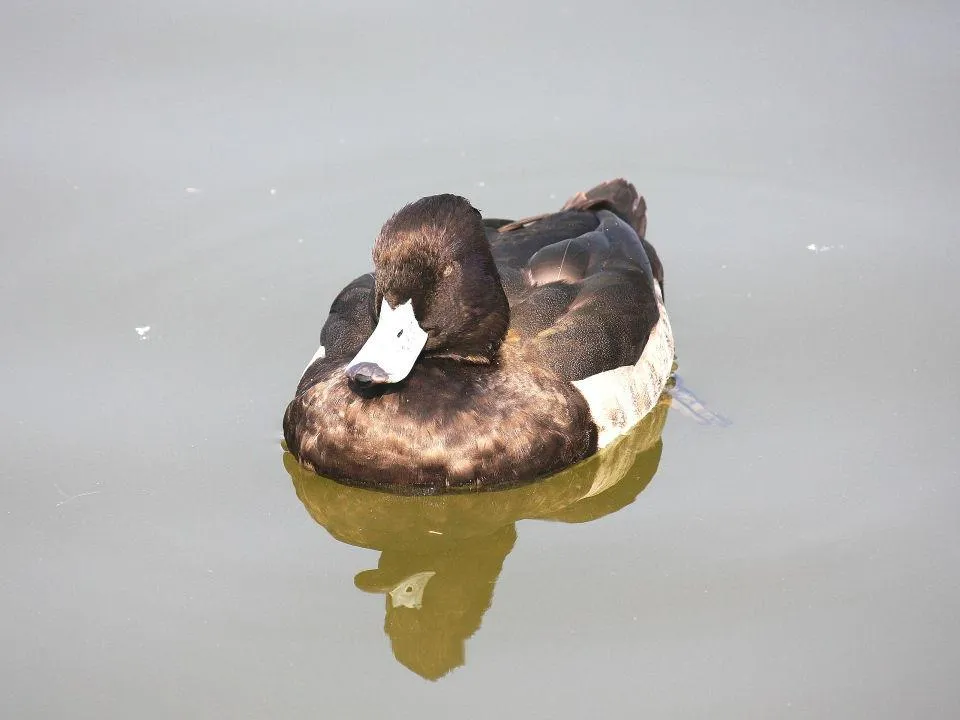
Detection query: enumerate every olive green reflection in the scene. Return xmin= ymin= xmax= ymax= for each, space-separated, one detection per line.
xmin=283 ymin=400 xmax=670 ymax=680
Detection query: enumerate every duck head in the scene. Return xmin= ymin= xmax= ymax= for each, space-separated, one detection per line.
xmin=346 ymin=194 xmax=510 ymax=387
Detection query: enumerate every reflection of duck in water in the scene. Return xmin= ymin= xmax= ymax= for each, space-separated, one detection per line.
xmin=284 ymin=401 xmax=669 ymax=680
xmin=354 ymin=526 xmax=516 ymax=680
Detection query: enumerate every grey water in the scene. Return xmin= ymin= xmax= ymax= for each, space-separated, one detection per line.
xmin=2 ymin=1 xmax=959 ymax=717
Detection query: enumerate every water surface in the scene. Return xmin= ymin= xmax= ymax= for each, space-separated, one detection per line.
xmin=2 ymin=1 xmax=959 ymax=717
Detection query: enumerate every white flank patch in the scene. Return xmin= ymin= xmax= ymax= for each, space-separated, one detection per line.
xmin=302 ymin=343 xmax=326 ymax=375
xmin=347 ymin=298 xmax=428 ymax=383
xmin=573 ymin=282 xmax=675 ymax=448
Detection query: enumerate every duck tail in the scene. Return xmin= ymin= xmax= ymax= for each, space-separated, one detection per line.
xmin=562 ymin=178 xmax=663 ymax=298
xmin=562 ymin=178 xmax=647 ymax=239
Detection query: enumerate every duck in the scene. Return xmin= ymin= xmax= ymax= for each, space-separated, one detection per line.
xmin=282 ymin=178 xmax=675 ymax=492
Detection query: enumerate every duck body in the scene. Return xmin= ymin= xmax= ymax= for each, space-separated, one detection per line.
xmin=283 ymin=179 xmax=674 ymax=492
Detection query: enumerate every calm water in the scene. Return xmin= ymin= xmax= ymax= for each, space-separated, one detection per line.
xmin=3 ymin=1 xmax=959 ymax=717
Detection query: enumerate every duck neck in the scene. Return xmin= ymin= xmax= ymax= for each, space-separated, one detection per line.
xmin=428 ymin=277 xmax=510 ymax=364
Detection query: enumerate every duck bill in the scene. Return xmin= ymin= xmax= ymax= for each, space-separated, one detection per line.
xmin=346 ymin=298 xmax=428 ymax=385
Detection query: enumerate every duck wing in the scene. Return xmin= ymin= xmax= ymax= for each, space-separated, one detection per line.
xmin=561 ymin=177 xmax=664 ymax=297
xmin=317 ymin=272 xmax=376 ymax=358
xmin=295 ymin=272 xmax=376 ymax=395
xmin=486 ymin=180 xmax=665 ymax=383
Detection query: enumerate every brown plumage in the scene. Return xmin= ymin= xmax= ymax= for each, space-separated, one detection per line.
xmin=283 ymin=179 xmax=665 ymax=493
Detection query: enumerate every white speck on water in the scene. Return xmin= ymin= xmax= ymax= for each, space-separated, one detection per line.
xmin=807 ymin=243 xmax=837 ymax=253
xmin=135 ymin=325 xmax=151 ymax=339
xmin=185 ymin=187 xmax=200 ymax=194
xmin=806 ymin=244 xmax=818 ymax=252
xmin=427 ymin=530 xmax=443 ymax=535
xmin=269 ymin=187 xmax=277 ymax=196
xmin=721 ymin=264 xmax=727 ymax=269
xmin=54 ymin=483 xmax=102 ymax=507
xmin=549 ymin=193 xmax=557 ymax=200
xmin=297 ymin=237 xmax=304 ymax=244
xmin=476 ymin=181 xmax=486 ymax=188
